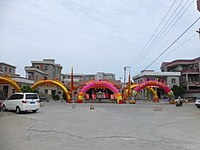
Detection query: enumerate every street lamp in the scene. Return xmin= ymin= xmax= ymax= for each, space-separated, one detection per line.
xmin=123 ymin=66 xmax=130 ymax=88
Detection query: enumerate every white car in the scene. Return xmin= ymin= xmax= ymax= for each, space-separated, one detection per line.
xmin=2 ymin=93 xmax=40 ymax=114
xmin=195 ymin=97 xmax=200 ymax=108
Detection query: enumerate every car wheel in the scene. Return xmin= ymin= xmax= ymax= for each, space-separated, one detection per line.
xmin=32 ymin=110 xmax=37 ymax=113
xmin=16 ymin=107 xmax=21 ymax=114
xmin=2 ymin=105 xmax=7 ymax=111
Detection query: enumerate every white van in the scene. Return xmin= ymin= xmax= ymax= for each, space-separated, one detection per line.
xmin=195 ymin=97 xmax=200 ymax=108
xmin=2 ymin=93 xmax=40 ymax=114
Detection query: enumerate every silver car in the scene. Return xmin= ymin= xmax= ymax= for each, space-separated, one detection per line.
xmin=1 ymin=93 xmax=40 ymax=114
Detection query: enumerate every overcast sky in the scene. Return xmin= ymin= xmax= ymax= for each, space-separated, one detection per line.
xmin=0 ymin=0 xmax=199 ymax=80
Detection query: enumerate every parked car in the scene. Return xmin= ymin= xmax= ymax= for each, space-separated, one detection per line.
xmin=1 ymin=93 xmax=40 ymax=114
xmin=195 ymin=97 xmax=200 ymax=108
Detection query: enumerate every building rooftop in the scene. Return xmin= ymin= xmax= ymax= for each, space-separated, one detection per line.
xmin=25 ymin=66 xmax=48 ymax=75
xmin=160 ymin=57 xmax=200 ymax=69
xmin=133 ymin=71 xmax=181 ymax=80
xmin=0 ymin=62 xmax=16 ymax=68
xmin=31 ymin=59 xmax=62 ymax=69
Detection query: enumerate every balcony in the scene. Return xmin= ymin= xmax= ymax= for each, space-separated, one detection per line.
xmin=181 ymin=70 xmax=199 ymax=74
xmin=180 ymin=81 xmax=200 ymax=86
xmin=25 ymin=66 xmax=47 ymax=75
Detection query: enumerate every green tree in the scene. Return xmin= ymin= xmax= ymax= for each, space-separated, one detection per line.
xmin=21 ymin=85 xmax=34 ymax=93
xmin=171 ymin=85 xmax=186 ymax=98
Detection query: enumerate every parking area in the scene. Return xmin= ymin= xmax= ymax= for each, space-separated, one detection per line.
xmin=0 ymin=101 xmax=200 ymax=150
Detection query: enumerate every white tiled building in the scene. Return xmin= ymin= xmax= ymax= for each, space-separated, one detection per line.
xmin=133 ymin=70 xmax=181 ymax=99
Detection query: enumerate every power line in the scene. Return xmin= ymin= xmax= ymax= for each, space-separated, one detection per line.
xmin=130 ymin=0 xmax=184 ymax=66
xmin=140 ymin=0 xmax=185 ymax=57
xmin=129 ymin=0 xmax=194 ymax=67
xmin=162 ymin=33 xmax=196 ymax=57
xmin=143 ymin=0 xmax=194 ymax=58
xmin=129 ymin=0 xmax=177 ymax=67
xmin=144 ymin=17 xmax=200 ymax=70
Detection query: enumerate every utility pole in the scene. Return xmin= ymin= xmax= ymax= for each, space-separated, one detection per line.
xmin=123 ymin=66 xmax=130 ymax=88
xmin=197 ymin=0 xmax=200 ymax=12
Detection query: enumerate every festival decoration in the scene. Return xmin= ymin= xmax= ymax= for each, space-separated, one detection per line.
xmin=78 ymin=80 xmax=123 ymax=104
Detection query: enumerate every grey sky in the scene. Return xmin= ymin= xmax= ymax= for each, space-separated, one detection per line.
xmin=0 ymin=0 xmax=199 ymax=80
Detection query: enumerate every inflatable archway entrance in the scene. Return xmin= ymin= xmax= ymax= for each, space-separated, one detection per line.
xmin=32 ymin=79 xmax=71 ymax=102
xmin=78 ymin=80 xmax=123 ymax=104
xmin=132 ymin=80 xmax=174 ymax=102
xmin=0 ymin=76 xmax=21 ymax=92
xmin=124 ymin=84 xmax=158 ymax=101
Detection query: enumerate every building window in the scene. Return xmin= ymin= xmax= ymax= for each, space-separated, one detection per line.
xmin=28 ymin=72 xmax=33 ymax=80
xmin=28 ymin=74 xmax=32 ymax=79
xmin=5 ymin=67 xmax=7 ymax=72
xmin=9 ymin=68 xmax=11 ymax=73
xmin=44 ymin=65 xmax=48 ymax=71
xmin=171 ymin=78 xmax=176 ymax=84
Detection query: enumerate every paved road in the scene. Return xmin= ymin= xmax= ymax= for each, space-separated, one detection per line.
xmin=0 ymin=101 xmax=200 ymax=150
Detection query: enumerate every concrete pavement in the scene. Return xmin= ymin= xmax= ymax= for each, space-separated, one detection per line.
xmin=0 ymin=101 xmax=200 ymax=150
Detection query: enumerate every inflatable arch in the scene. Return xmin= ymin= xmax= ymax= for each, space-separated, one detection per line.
xmin=78 ymin=80 xmax=123 ymax=104
xmin=32 ymin=79 xmax=71 ymax=102
xmin=0 ymin=76 xmax=21 ymax=92
xmin=132 ymin=80 xmax=174 ymax=102
xmin=124 ymin=84 xmax=158 ymax=101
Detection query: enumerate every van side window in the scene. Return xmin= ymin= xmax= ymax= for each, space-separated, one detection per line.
xmin=8 ymin=94 xmax=23 ymax=100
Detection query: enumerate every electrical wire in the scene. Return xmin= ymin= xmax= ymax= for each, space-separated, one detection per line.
xmin=143 ymin=17 xmax=200 ymax=70
xmin=162 ymin=33 xmax=196 ymax=58
xmin=129 ymin=0 xmax=194 ymax=67
xmin=129 ymin=0 xmax=177 ymax=67
xmin=143 ymin=0 xmax=194 ymax=58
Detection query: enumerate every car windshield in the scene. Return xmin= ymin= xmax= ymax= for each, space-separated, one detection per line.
xmin=26 ymin=94 xmax=38 ymax=99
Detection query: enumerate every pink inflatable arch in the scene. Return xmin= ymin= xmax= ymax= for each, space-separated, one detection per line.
xmin=78 ymin=80 xmax=123 ymax=104
xmin=81 ymin=81 xmax=118 ymax=93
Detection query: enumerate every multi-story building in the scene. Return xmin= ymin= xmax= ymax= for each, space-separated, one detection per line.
xmin=61 ymin=73 xmax=85 ymax=91
xmin=61 ymin=72 xmax=118 ymax=89
xmin=25 ymin=59 xmax=63 ymax=100
xmin=0 ymin=62 xmax=34 ymax=99
xmin=0 ymin=62 xmax=16 ymax=77
xmin=61 ymin=72 xmax=121 ymax=101
xmin=25 ymin=59 xmax=62 ymax=82
xmin=95 ymin=72 xmax=116 ymax=81
xmin=133 ymin=70 xmax=181 ymax=99
xmin=0 ymin=62 xmax=17 ymax=99
xmin=161 ymin=57 xmax=200 ymax=97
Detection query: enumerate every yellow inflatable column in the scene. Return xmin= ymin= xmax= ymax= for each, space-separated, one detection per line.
xmin=116 ymin=93 xmax=123 ymax=104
